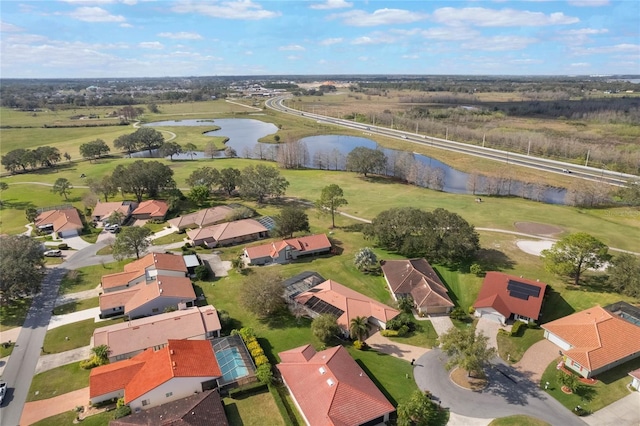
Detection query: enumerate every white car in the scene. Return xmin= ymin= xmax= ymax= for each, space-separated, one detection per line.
xmin=0 ymin=381 xmax=7 ymax=405
xmin=44 ymin=249 xmax=62 ymax=257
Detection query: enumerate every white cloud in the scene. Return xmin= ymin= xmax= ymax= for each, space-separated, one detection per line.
xmin=120 ymin=23 xmax=133 ymax=28
xmin=402 ymin=54 xmax=419 ymax=59
xmin=330 ymin=8 xmax=428 ymax=27
xmin=351 ymin=33 xmax=398 ymax=45
xmin=432 ymin=7 xmax=579 ymax=27
xmin=318 ymin=59 xmax=327 ymax=64
xmin=139 ymin=41 xmax=164 ymax=49
xmin=418 ymin=26 xmax=479 ymax=41
xmin=461 ymin=35 xmax=537 ymax=51
xmin=158 ymin=31 xmax=203 ymax=40
xmin=279 ymin=44 xmax=305 ymax=51
xmin=287 ymin=55 xmax=300 ymax=60
xmin=67 ymin=7 xmax=126 ymax=22
xmin=562 ymin=28 xmax=608 ymax=35
xmin=571 ymin=62 xmax=590 ymax=67
xmin=245 ymin=50 xmax=253 ymax=55
xmin=358 ymin=56 xmax=369 ymax=61
xmin=0 ymin=21 xmax=24 ymax=33
xmin=319 ymin=37 xmax=343 ymax=46
xmin=568 ymin=0 xmax=609 ymax=6
xmin=172 ymin=0 xmax=280 ymax=20
xmin=62 ymin=0 xmax=139 ymax=4
xmin=571 ymin=43 xmax=640 ymax=55
xmin=509 ymin=58 xmax=544 ymax=64
xmin=310 ymin=0 xmax=352 ymax=10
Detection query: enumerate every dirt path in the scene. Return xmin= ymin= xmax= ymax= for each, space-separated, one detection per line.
xmin=20 ymin=387 xmax=89 ymax=425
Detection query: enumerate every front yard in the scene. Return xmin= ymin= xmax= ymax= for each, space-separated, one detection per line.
xmin=27 ymin=363 xmax=90 ymax=402
xmin=497 ymin=327 xmax=544 ymax=364
xmin=42 ymin=317 xmax=124 ymax=354
xmin=59 ymin=260 xmax=131 ymax=294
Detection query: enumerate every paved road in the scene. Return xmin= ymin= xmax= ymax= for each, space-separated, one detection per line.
xmin=415 ymin=348 xmax=586 ymax=426
xmin=0 ymin=267 xmax=66 ymax=426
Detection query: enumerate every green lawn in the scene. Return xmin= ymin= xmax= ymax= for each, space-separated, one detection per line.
xmin=0 ymin=297 xmax=31 ymax=332
xmin=496 ymin=327 xmax=544 ymax=364
xmin=60 ymin=260 xmax=132 ymax=294
xmin=43 ymin=317 xmax=124 ymax=354
xmin=388 ymin=318 xmax=439 ymax=348
xmin=223 ymin=389 xmax=286 ymax=426
xmin=32 ymin=411 xmax=115 ymax=426
xmin=489 ymin=415 xmax=551 ymax=426
xmin=0 ymin=342 xmax=15 ymax=358
xmin=151 ymin=231 xmax=186 ymax=245
xmin=52 ymin=297 xmax=100 ymax=316
xmin=27 ymin=362 xmax=90 ymax=402
xmin=540 ymin=356 xmax=640 ymax=413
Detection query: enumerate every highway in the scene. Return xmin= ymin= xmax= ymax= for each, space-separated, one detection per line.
xmin=265 ymin=96 xmax=639 ymax=187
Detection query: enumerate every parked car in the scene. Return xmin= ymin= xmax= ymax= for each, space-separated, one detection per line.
xmin=107 ymin=224 xmax=121 ymax=233
xmin=0 ymin=381 xmax=7 ymax=404
xmin=44 ymin=249 xmax=62 ymax=257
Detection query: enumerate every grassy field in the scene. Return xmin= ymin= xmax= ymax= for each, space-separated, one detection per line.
xmin=223 ymin=390 xmax=286 ymax=426
xmin=489 ymin=415 xmax=551 ymax=426
xmin=540 ymin=355 xmax=640 ymax=413
xmin=388 ymin=317 xmax=439 ymax=348
xmin=52 ymin=297 xmax=99 ymax=316
xmin=496 ymin=327 xmax=545 ymax=364
xmin=27 ymin=362 xmax=90 ymax=402
xmin=42 ymin=317 xmax=124 ymax=354
xmin=32 ymin=411 xmax=114 ymax=426
xmin=59 ymin=260 xmax=132 ymax=294
xmin=0 ymin=297 xmax=31 ymax=332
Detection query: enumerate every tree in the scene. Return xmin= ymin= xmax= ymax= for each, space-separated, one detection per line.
xmin=25 ymin=207 xmax=38 ymax=223
xmin=311 ymin=313 xmax=340 ymax=344
xmin=111 ymin=160 xmax=175 ymax=202
xmin=274 ymin=206 xmax=310 ymax=238
xmin=186 ymin=167 xmax=220 ymax=191
xmin=188 ymin=185 xmax=210 ymax=207
xmin=239 ymin=164 xmax=289 ymax=203
xmin=63 ymin=152 xmax=72 ymax=162
xmin=147 ymin=102 xmax=159 ymax=113
xmin=0 ymin=235 xmax=45 ymax=302
xmin=438 ymin=327 xmax=496 ymax=377
xmin=130 ymin=127 xmax=164 ymax=155
xmin=112 ymin=226 xmax=152 ymax=260
xmin=159 ymin=141 xmax=182 ymax=160
xmin=398 ymin=296 xmax=415 ymax=314
xmin=349 ymin=316 xmax=369 ymax=342
xmin=607 ymin=253 xmax=640 ymax=297
xmin=239 ymin=269 xmax=284 ymax=318
xmin=204 ymin=141 xmax=217 ymax=159
xmin=79 ymin=139 xmax=110 ymax=162
xmin=113 ymin=133 xmax=137 ymax=157
xmin=52 ymin=178 xmax=72 ymax=200
xmin=34 ymin=146 xmax=61 ymax=168
xmin=225 ymin=146 xmax=237 ymax=158
xmin=615 ymin=181 xmax=640 ymax=206
xmin=91 ymin=345 xmax=110 ymax=365
xmin=557 ymin=371 xmax=580 ymax=393
xmin=1 ymin=149 xmax=28 ymax=172
xmin=354 ymin=247 xmax=377 ymax=272
xmin=218 ymin=167 xmax=241 ymax=196
xmin=346 ymin=146 xmax=387 ymax=177
xmin=107 ymin=210 xmax=125 ymax=226
xmin=397 ymin=390 xmax=439 ymax=426
xmin=316 ymin=184 xmax=348 ymax=228
xmin=0 ymin=182 xmax=7 ymax=207
xmin=183 ymin=142 xmax=197 ymax=160
xmin=87 ymin=175 xmax=118 ymax=202
xmin=541 ymin=232 xmax=611 ymax=286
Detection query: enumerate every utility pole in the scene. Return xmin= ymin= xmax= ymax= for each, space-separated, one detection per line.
xmin=445 ymin=127 xmax=448 ymax=140
xmin=527 ymin=139 xmax=531 ymax=156
xmin=482 ymin=133 xmax=485 ymax=148
xmin=585 ymin=149 xmax=590 ymax=167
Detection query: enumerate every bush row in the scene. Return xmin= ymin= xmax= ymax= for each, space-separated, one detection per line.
xmin=228 ymin=382 xmax=268 ymax=399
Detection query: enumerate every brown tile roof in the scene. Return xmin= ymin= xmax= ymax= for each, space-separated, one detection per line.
xmin=245 ymin=234 xmax=331 ymax=260
xmin=381 ymin=259 xmax=454 ymax=310
xmin=187 ymin=219 xmax=267 ymax=243
xmin=629 ymin=368 xmax=640 ymax=381
xmin=100 ymin=287 xmax=140 ymax=311
xmin=277 ymin=345 xmax=395 ymax=426
xmin=167 ymin=206 xmax=234 ymax=229
xmin=124 ymin=253 xmax=187 ymax=274
xmin=542 ymin=306 xmax=640 ymax=372
xmin=108 ymin=389 xmax=228 ymax=426
xmin=473 ymin=272 xmax=547 ymax=320
xmin=101 ymin=271 xmax=145 ymax=291
xmin=93 ymin=306 xmax=221 ymax=358
xmin=93 ymin=201 xmax=131 ymax=219
xmin=125 ymin=276 xmax=196 ymax=314
xmin=35 ymin=208 xmax=84 ymax=233
xmin=294 ymin=280 xmax=399 ymax=331
xmin=132 ymin=200 xmax=169 ymax=219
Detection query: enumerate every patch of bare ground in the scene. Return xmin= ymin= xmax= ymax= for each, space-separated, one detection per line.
xmin=450 ymin=368 xmax=488 ymax=391
xmin=514 ymin=222 xmax=564 ymax=237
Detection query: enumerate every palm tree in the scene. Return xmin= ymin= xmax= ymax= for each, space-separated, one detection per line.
xmin=349 ymin=316 xmax=369 ymax=342
xmin=92 ymin=344 xmax=110 ymax=365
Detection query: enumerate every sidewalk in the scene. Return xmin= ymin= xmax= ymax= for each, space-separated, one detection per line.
xmin=54 ymin=286 xmax=101 ymax=308
xmin=47 ymin=307 xmax=101 ymax=330
xmin=583 ymin=392 xmax=640 ymax=426
xmin=20 ymin=387 xmax=89 ymax=425
xmin=35 ymin=346 xmax=91 ymax=374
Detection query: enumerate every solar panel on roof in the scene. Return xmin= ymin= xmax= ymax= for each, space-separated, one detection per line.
xmin=304 ymin=296 xmax=344 ymax=318
xmin=510 ymin=290 xmax=531 ymax=300
xmin=307 ymin=288 xmax=321 ymax=293
xmin=507 ymin=280 xmax=541 ymax=299
xmin=258 ymin=216 xmax=277 ymax=230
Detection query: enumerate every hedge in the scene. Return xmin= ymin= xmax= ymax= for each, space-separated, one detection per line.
xmin=269 ymin=384 xmax=295 ymax=426
xmin=228 ymin=382 xmax=268 ymax=399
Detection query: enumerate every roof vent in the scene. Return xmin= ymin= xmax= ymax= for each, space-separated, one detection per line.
xmin=159 ymin=288 xmax=163 ymax=294
xmin=170 ymin=349 xmax=174 ymax=355
xmin=319 ymin=367 xmax=326 ymax=375
xmin=172 ymin=361 xmax=176 ymax=367
xmin=327 ymin=378 xmax=334 ymax=387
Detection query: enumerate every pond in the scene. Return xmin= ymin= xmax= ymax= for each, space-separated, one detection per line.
xmin=141 ymin=118 xmax=567 ymax=204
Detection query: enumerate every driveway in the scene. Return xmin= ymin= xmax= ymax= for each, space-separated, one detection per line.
xmin=365 ymin=331 xmax=428 ymax=361
xmin=514 ymin=338 xmax=561 ymax=384
xmin=47 ymin=307 xmax=101 ymax=331
xmin=20 ymin=387 xmax=89 ymax=426
xmin=414 ymin=348 xmax=585 ymax=425
xmin=582 ymin=392 xmax=640 ymax=426
xmin=427 ymin=315 xmax=455 ymax=337
xmin=199 ymin=253 xmax=232 ymax=277
xmin=475 ymin=317 xmax=504 ymax=350
xmin=35 ymin=346 xmax=91 ymax=374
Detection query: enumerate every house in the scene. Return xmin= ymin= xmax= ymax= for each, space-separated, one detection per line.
xmin=92 ymin=305 xmax=222 ymax=362
xmin=108 ymin=389 xmax=228 ymax=426
xmin=629 ymin=368 xmax=640 ymax=391
xmin=472 ymin=272 xmax=547 ymax=325
xmin=90 ymin=340 xmax=221 ymax=411
xmin=277 ymin=345 xmax=395 ymax=426
xmin=380 ymin=259 xmax=454 ymax=315
xmin=99 ymin=275 xmax=196 ymax=319
xmin=542 ymin=305 xmax=640 ymax=378
xmin=244 ymin=234 xmax=332 ymax=265
xmin=101 ymin=252 xmax=188 ymax=293
xmin=92 ymin=201 xmax=133 ymax=225
xmin=131 ymin=200 xmax=169 ymax=221
xmin=167 ymin=206 xmax=234 ymax=231
xmin=283 ymin=271 xmax=326 ymax=300
xmin=187 ymin=219 xmax=268 ymax=248
xmin=293 ymin=279 xmax=399 ymax=333
xmin=35 ymin=207 xmax=84 ymax=238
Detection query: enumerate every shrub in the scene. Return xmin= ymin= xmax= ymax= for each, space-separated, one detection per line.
xmin=229 ymin=382 xmax=268 ymax=398
xmin=79 ymin=356 xmax=100 ymax=370
xmin=57 ymin=243 xmax=69 ymax=250
xmin=256 ymin=364 xmax=274 ymax=384
xmin=116 ymin=398 xmax=126 ymax=408
xmin=385 ymin=313 xmax=414 ymax=331
xmin=194 ymin=265 xmax=210 ymax=281
xmin=251 ymin=348 xmax=265 ymax=358
xmin=254 ymin=355 xmax=269 ymax=366
xmin=237 ymin=327 xmax=256 ymax=342
xmin=353 ymin=340 xmax=364 ymax=350
xmin=511 ymin=321 xmax=526 ymax=336
xmin=113 ymin=405 xmax=131 ymax=419
xmin=468 ymin=306 xmax=476 ymax=315
xmin=381 ymin=329 xmax=399 ymax=337
xmin=397 ymin=325 xmax=410 ymax=337
xmin=449 ymin=307 xmax=469 ymax=321
xmin=470 ymin=263 xmax=484 ymax=276
xmin=246 ymin=341 xmax=261 ymax=352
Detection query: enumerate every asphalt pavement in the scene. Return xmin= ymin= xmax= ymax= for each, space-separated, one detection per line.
xmin=0 ymin=267 xmax=66 ymax=426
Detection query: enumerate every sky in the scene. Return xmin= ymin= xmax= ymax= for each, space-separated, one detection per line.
xmin=1 ymin=0 xmax=639 ymax=79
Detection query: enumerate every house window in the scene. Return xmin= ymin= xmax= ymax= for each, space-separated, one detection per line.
xmin=141 ymin=399 xmax=150 ymax=406
xmin=165 ymin=392 xmax=173 ymax=398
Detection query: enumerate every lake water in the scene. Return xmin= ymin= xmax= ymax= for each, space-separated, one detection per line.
xmin=141 ymin=118 xmax=566 ymax=204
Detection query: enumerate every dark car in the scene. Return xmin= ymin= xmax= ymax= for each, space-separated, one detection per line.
xmin=0 ymin=381 xmax=7 ymax=405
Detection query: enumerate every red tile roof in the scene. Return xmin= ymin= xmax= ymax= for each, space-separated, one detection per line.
xmin=294 ymin=280 xmax=399 ymax=331
xmin=90 ymin=340 xmax=221 ymax=403
xmin=473 ymin=272 xmax=547 ymax=320
xmin=101 ymin=271 xmax=144 ymax=291
xmin=629 ymin=368 xmax=640 ymax=381
xmin=244 ymin=234 xmax=331 ymax=261
xmin=93 ymin=201 xmax=131 ymax=220
xmin=124 ymin=276 xmax=196 ymax=315
xmin=167 ymin=206 xmax=234 ymax=229
xmin=542 ymin=306 xmax=640 ymax=372
xmin=124 ymin=253 xmax=187 ymax=274
xmin=132 ymin=200 xmax=169 ymax=219
xmin=187 ymin=219 xmax=267 ymax=243
xmin=35 ymin=208 xmax=84 ymax=233
xmin=381 ymin=259 xmax=454 ymax=310
xmin=277 ymin=345 xmax=395 ymax=426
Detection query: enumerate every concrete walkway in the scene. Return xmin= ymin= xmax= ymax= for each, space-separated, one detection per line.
xmin=149 ymin=226 xmax=177 ymax=240
xmin=35 ymin=346 xmax=91 ymax=374
xmin=365 ymin=331 xmax=428 ymax=361
xmin=47 ymin=307 xmax=101 ymax=330
xmin=514 ymin=339 xmax=561 ymax=384
xmin=20 ymin=387 xmax=89 ymax=426
xmin=427 ymin=315 xmax=455 ymax=337
xmin=54 ymin=286 xmax=101 ymax=308
xmin=583 ymin=392 xmax=640 ymax=426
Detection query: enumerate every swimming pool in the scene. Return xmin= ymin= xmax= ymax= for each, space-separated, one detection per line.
xmin=215 ymin=347 xmax=250 ymax=381
xmin=620 ymin=312 xmax=640 ymax=326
